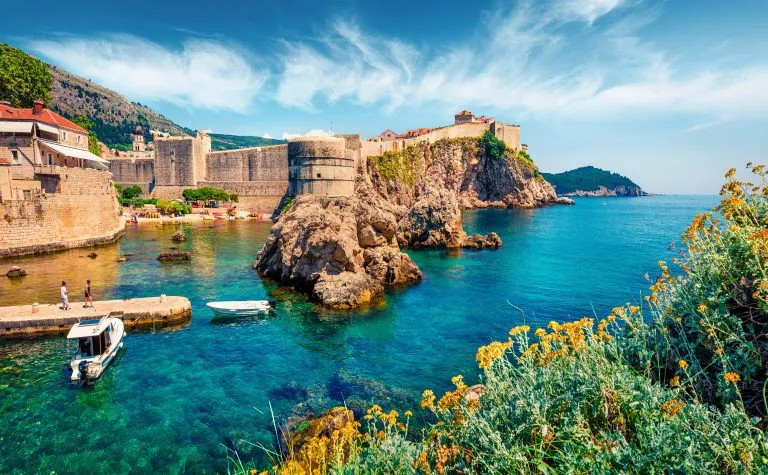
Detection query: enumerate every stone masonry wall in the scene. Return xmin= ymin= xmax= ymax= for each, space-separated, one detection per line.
xmin=0 ymin=167 xmax=123 ymax=257
xmin=154 ymin=138 xmax=196 ymax=187
xmin=108 ymin=158 xmax=155 ymax=190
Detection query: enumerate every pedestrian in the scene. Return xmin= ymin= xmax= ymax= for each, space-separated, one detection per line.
xmin=84 ymin=280 xmax=93 ymax=308
xmin=61 ymin=281 xmax=69 ymax=310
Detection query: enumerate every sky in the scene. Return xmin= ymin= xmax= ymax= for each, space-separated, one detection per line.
xmin=3 ymin=0 xmax=768 ymax=194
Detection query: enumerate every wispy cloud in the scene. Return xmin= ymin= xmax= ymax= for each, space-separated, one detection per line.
xmin=281 ymin=129 xmax=333 ymax=140
xmin=27 ymin=35 xmax=267 ymax=112
xmin=272 ymin=1 xmax=768 ymax=124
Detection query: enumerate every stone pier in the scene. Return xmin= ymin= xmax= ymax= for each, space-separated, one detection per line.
xmin=0 ymin=296 xmax=192 ymax=338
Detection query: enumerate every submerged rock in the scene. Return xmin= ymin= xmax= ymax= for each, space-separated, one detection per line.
xmin=157 ymin=251 xmax=191 ymax=262
xmin=87 ymin=252 xmax=98 ymax=259
xmin=6 ymin=266 xmax=26 ymax=278
xmin=171 ymin=231 xmax=187 ymax=242
xmin=462 ymin=232 xmax=503 ymax=249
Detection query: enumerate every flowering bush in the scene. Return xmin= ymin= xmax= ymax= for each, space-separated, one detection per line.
xmin=233 ymin=164 xmax=768 ymax=474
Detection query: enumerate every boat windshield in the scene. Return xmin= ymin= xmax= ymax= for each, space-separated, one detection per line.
xmin=77 ymin=329 xmax=111 ymax=357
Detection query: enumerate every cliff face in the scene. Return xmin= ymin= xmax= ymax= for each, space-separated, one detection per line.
xmin=255 ymin=137 xmax=565 ymax=308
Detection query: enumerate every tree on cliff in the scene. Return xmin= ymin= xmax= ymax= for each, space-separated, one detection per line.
xmin=70 ymin=115 xmax=103 ymax=157
xmin=0 ymin=43 xmax=52 ymax=107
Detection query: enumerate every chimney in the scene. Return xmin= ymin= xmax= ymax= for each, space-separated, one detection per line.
xmin=33 ymin=100 xmax=44 ymax=114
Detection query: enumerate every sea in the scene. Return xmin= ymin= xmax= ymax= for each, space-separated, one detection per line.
xmin=0 ymin=195 xmax=719 ymax=473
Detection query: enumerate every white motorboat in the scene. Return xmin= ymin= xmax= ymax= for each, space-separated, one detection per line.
xmin=67 ymin=316 xmax=124 ymax=382
xmin=206 ymin=300 xmax=275 ymax=317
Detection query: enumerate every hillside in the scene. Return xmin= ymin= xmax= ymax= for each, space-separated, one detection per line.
xmin=541 ymin=166 xmax=646 ymax=196
xmin=47 ymin=65 xmax=194 ymax=146
xmin=1 ymin=43 xmax=277 ymax=150
xmin=209 ymin=133 xmax=285 ymax=151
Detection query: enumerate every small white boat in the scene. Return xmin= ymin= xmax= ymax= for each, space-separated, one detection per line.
xmin=67 ymin=317 xmax=124 ymax=382
xmin=206 ymin=300 xmax=275 ymax=317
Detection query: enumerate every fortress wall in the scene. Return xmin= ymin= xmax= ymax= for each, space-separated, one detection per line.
xmin=287 ymin=137 xmax=354 ymax=197
xmin=150 ymin=186 xmax=188 ymax=200
xmin=206 ymin=153 xmax=247 ymax=182
xmin=198 ymin=181 xmax=288 ymax=212
xmin=154 ymin=138 xmax=196 ymax=187
xmin=0 ymin=168 xmax=123 ymax=257
xmin=205 ymin=145 xmax=288 ymax=183
xmin=108 ymin=158 xmax=155 ymax=188
xmin=491 ymin=122 xmax=521 ymax=150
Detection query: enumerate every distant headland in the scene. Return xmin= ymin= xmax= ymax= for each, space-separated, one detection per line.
xmin=541 ymin=166 xmax=647 ymax=197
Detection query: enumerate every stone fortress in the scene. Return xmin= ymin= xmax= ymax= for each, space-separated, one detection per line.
xmin=108 ymin=110 xmax=524 ymax=213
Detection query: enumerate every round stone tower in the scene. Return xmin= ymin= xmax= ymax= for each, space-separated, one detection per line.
xmin=288 ymin=136 xmax=354 ymax=197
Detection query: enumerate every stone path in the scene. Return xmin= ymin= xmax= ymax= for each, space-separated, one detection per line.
xmin=0 ymin=296 xmax=192 ymax=338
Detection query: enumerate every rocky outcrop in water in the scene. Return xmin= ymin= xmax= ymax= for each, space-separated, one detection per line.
xmin=561 ymin=185 xmax=647 ymax=197
xmin=254 ymin=136 xmax=579 ymax=308
xmin=6 ymin=266 xmax=26 ymax=278
xmin=253 ymin=193 xmax=422 ymax=308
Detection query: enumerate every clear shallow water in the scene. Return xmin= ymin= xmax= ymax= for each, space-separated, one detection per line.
xmin=0 ymin=196 xmax=719 ymax=473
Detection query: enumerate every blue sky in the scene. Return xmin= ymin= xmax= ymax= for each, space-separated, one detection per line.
xmin=4 ymin=0 xmax=768 ymax=194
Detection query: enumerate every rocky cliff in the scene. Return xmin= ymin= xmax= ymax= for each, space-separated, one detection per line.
xmin=255 ymin=136 xmax=566 ymax=308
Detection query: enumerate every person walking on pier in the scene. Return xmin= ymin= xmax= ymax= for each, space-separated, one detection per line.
xmin=61 ymin=281 xmax=70 ymax=310
xmin=84 ymin=280 xmax=93 ymax=308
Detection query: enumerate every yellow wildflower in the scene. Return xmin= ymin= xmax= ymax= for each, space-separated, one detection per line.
xmin=697 ymin=302 xmax=707 ymax=314
xmin=535 ymin=328 xmax=547 ymax=338
xmin=421 ymin=390 xmax=435 ymax=411
xmin=661 ymin=398 xmax=685 ymax=417
xmin=724 ymin=372 xmax=741 ymax=384
xmin=509 ymin=325 xmax=530 ymax=336
xmin=679 ymin=360 xmax=689 ymax=371
xmin=715 ymin=348 xmax=723 ymax=356
xmin=404 ymin=410 xmax=412 ymax=418
xmin=670 ymin=376 xmax=680 ymax=387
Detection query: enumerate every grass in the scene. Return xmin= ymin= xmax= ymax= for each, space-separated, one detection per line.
xmin=231 ymin=163 xmax=768 ymax=474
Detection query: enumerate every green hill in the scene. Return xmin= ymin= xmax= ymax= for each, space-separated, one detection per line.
xmin=1 ymin=43 xmax=277 ymax=150
xmin=541 ymin=166 xmax=646 ymax=196
xmin=209 ymin=133 xmax=285 ymax=151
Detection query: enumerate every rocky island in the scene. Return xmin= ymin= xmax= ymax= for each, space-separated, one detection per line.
xmin=255 ymin=130 xmax=570 ymax=308
xmin=542 ymin=166 xmax=646 ymax=197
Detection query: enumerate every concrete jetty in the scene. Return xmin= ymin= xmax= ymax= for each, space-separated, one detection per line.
xmin=0 ymin=296 xmax=192 ymax=338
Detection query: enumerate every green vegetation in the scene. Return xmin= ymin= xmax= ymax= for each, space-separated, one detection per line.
xmin=0 ymin=43 xmax=52 ymax=107
xmin=369 ymin=142 xmax=429 ymax=187
xmin=121 ymin=198 xmax=157 ymax=207
xmin=156 ymin=199 xmax=191 ymax=215
xmin=280 ymin=195 xmax=295 ymax=214
xmin=69 ymin=115 xmax=103 ymax=157
xmin=234 ymin=164 xmax=768 ymax=474
xmin=541 ymin=166 xmax=642 ymax=194
xmin=121 ymin=185 xmax=142 ymax=200
xmin=209 ymin=133 xmax=286 ymax=152
xmin=480 ymin=130 xmax=506 ymax=161
xmin=182 ymin=186 xmax=237 ymax=203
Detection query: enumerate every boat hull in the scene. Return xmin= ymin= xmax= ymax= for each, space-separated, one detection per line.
xmin=70 ymin=318 xmax=125 ymax=381
xmin=206 ymin=301 xmax=273 ymax=317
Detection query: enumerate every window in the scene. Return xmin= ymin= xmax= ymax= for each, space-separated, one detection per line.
xmin=11 ymin=150 xmax=19 ymax=164
xmin=317 ymin=173 xmax=322 ymax=178
xmin=48 ymin=153 xmax=53 ymax=165
xmin=62 ymin=130 xmax=67 ymax=141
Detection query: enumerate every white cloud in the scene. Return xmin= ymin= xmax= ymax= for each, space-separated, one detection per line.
xmin=281 ymin=129 xmax=333 ymax=140
xmin=28 ymin=35 xmax=267 ymax=112
xmin=553 ymin=0 xmax=627 ymax=24
xmin=273 ymin=2 xmax=768 ymax=124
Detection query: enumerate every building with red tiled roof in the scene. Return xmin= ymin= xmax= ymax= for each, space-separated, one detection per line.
xmin=0 ymin=99 xmax=109 ymax=202
xmin=396 ymin=128 xmax=433 ymax=139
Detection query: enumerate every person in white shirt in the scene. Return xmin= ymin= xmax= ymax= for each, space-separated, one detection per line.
xmin=61 ymin=281 xmax=69 ymax=310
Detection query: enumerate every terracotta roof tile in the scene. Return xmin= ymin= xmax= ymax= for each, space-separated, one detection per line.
xmin=0 ymin=104 xmax=88 ymax=133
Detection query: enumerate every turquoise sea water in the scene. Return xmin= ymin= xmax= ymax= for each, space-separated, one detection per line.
xmin=0 ymin=196 xmax=719 ymax=473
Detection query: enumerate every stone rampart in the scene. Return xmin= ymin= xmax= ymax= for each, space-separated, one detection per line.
xmin=109 ymin=158 xmax=155 ymax=191
xmin=288 ymin=137 xmax=355 ymax=197
xmin=0 ymin=167 xmax=123 ymax=257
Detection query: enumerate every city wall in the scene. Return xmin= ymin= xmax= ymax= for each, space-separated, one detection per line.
xmin=0 ymin=167 xmax=123 ymax=257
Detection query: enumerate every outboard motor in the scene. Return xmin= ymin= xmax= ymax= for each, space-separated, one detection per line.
xmin=267 ymin=299 xmax=277 ymax=308
xmin=78 ymin=360 xmax=89 ymax=381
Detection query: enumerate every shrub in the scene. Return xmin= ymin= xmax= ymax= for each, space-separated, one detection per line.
xmin=182 ymin=186 xmax=233 ymax=202
xmin=122 ymin=185 xmax=142 ymax=200
xmin=480 ymin=130 xmax=506 ymax=161
xmin=155 ymin=199 xmax=190 ymax=215
xmin=644 ymin=163 xmax=768 ymax=417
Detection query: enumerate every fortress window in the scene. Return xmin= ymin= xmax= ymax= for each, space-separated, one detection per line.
xmin=11 ymin=150 xmax=18 ymax=164
xmin=317 ymin=173 xmax=322 ymax=178
xmin=170 ymin=150 xmax=175 ymax=161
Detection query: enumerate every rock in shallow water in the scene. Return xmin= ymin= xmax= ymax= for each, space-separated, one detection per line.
xmin=171 ymin=231 xmax=187 ymax=242
xmin=157 ymin=251 xmax=191 ymax=262
xmin=6 ymin=266 xmax=27 ymax=278
xmin=462 ymin=232 xmax=503 ymax=249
